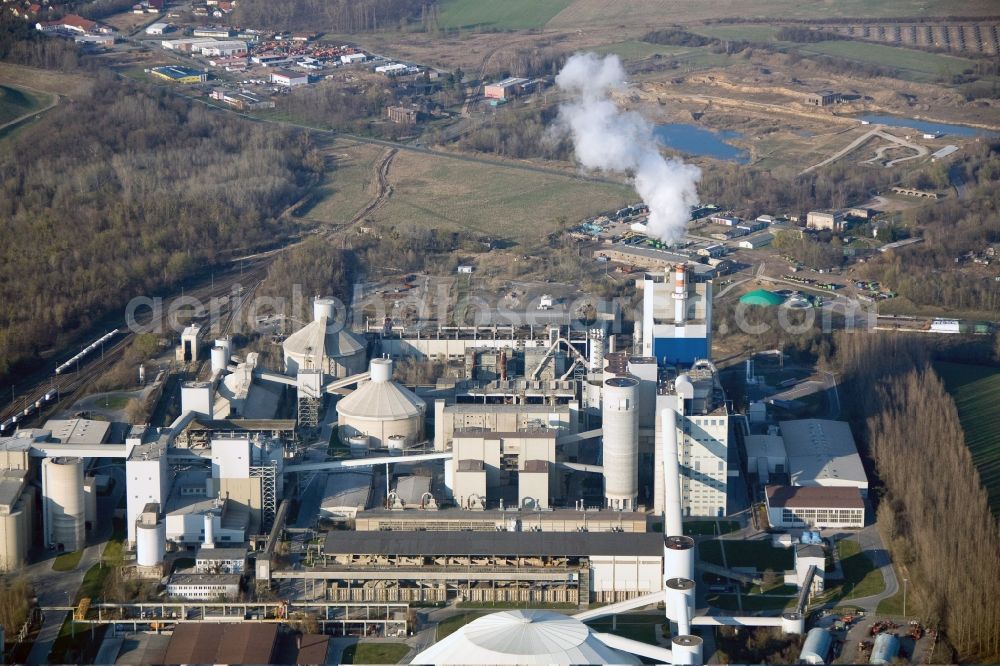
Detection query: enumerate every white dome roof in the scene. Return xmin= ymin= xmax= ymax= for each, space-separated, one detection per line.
xmin=410 ymin=610 xmax=639 ymax=665
xmin=336 ymin=359 xmax=425 ymax=421
xmin=282 ymin=317 xmax=365 ymax=360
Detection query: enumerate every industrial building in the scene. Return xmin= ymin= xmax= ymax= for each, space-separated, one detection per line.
xmin=166 ymin=573 xmax=241 ymax=600
xmin=270 ymin=70 xmax=309 ymax=87
xmin=641 ymin=264 xmax=713 ymax=366
xmin=353 ymin=508 xmax=648 ymax=533
xmin=806 ymin=209 xmax=846 ymax=231
xmin=765 ymin=485 xmax=865 ymax=529
xmin=0 ymin=468 xmax=34 ymax=572
xmin=594 ymin=244 xmax=733 ymax=278
xmin=150 ymin=66 xmax=207 ymax=84
xmin=484 ymin=77 xmax=528 ymax=100
xmin=781 ymin=419 xmax=869 ymax=495
xmin=311 ymin=531 xmax=663 ymax=605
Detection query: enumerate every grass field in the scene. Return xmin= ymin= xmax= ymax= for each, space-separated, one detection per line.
xmin=707 ymin=593 xmax=795 ymax=611
xmin=0 ymin=85 xmax=49 ymax=125
xmin=590 ymin=41 xmax=692 ymax=61
xmin=698 ymin=539 xmax=793 ymax=570
xmin=0 ymin=63 xmax=93 ymax=97
xmin=371 ymin=150 xmax=633 ymax=248
xmin=340 ymin=642 xmax=410 ymax=664
xmin=792 ymin=40 xmax=978 ymax=83
xmin=585 ymin=612 xmax=665 ymax=644
xmin=936 ymin=362 xmax=1000 ymax=516
xmin=293 ymin=140 xmax=386 ymax=226
xmin=436 ymin=611 xmax=489 ymax=640
xmin=437 ymin=0 xmax=573 ymax=30
xmin=692 ymin=25 xmax=781 ymax=43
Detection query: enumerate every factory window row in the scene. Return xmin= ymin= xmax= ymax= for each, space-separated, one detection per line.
xmin=781 ymin=508 xmax=862 ymax=523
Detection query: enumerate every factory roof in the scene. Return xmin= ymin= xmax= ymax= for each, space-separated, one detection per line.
xmin=163 ymin=622 xmax=277 ymax=665
xmin=744 ymin=434 xmax=786 ymax=460
xmin=765 ymin=485 xmax=865 ymax=509
xmin=0 ymin=469 xmax=27 ymax=512
xmin=294 ymin=634 xmax=331 ymax=665
xmin=186 ymin=418 xmax=296 ymax=432
xmin=195 ymin=547 xmax=248 ymax=561
xmin=323 ymin=530 xmax=662 ymax=556
xmin=411 ymin=610 xmax=639 ymax=665
xmin=780 ymin=419 xmax=869 ymax=489
xmin=43 ymin=418 xmax=111 ymax=445
xmin=394 ymin=475 xmax=431 ymax=505
xmin=283 ymin=318 xmax=364 ymax=360
xmin=167 ymin=573 xmax=241 ymax=587
xmin=321 ymin=470 xmax=372 ymax=511
xmin=796 ymin=544 xmax=825 ymax=560
xmin=490 ymin=77 xmax=529 ymax=87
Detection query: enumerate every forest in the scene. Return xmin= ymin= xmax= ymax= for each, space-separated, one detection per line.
xmin=830 ymin=332 xmax=1000 ymax=662
xmin=231 ymin=0 xmax=426 ymax=32
xmin=0 ymin=81 xmax=319 ymax=382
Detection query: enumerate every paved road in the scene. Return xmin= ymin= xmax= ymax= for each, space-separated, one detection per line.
xmin=844 ymin=525 xmax=899 ymax=611
xmin=800 ymin=126 xmax=928 ymax=174
xmin=25 ymin=465 xmax=125 ymax=665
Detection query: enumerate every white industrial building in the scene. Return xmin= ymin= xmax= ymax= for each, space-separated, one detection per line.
xmin=765 ymin=485 xmax=865 ymax=529
xmin=780 ymin=419 xmax=868 ymax=495
xmin=336 ymin=358 xmax=425 ymax=449
xmin=449 ymin=431 xmax=556 ymax=509
xmin=199 ymin=40 xmax=247 ymax=57
xmin=0 ymin=468 xmax=33 ymax=572
xmin=270 ymin=70 xmax=308 ymax=87
xmin=166 ymin=573 xmax=240 ymax=600
xmin=744 ymin=433 xmax=787 ymax=484
xmin=194 ymin=546 xmax=247 ymax=574
xmin=282 ymin=297 xmax=366 ymax=377
xmin=434 ymin=402 xmax=575 ymax=452
xmin=654 ymin=361 xmax=732 ymax=518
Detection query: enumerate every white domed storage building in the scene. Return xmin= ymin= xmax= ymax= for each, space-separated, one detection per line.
xmin=282 ymin=297 xmax=367 ymax=378
xmin=336 ymin=358 xmax=426 ymax=449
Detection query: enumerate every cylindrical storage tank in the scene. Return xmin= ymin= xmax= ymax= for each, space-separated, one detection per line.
xmin=665 ymin=577 xmax=695 ymax=632
xmin=662 ymin=408 xmax=683 ymax=537
xmin=800 ymin=627 xmax=832 ymax=665
xmin=870 ymin=632 xmax=900 ymax=665
xmin=136 ymin=522 xmax=165 ymax=567
xmin=663 ymin=535 xmax=696 ymax=581
xmin=210 ymin=346 xmax=228 ymax=373
xmin=337 ymin=359 xmax=426 ymax=448
xmin=313 ymin=296 xmax=337 ymax=322
xmin=671 ymin=635 xmax=703 ymax=666
xmin=386 ymin=435 xmax=406 ymax=456
xmin=589 ymin=333 xmax=605 ymax=373
xmin=214 ymin=337 xmax=232 ymax=362
xmin=203 ymin=513 xmax=215 ymax=548
xmin=602 ymin=377 xmax=639 ymax=511
xmin=347 ymin=435 xmax=370 ymax=457
xmin=781 ymin=612 xmax=804 ymax=635
xmin=42 ymin=457 xmax=85 ymax=552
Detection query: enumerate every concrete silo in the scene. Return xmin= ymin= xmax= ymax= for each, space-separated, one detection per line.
xmin=42 ymin=457 xmax=85 ymax=552
xmin=602 ymin=377 xmax=639 ymax=511
xmin=337 ymin=358 xmax=426 ymax=448
xmin=136 ymin=520 xmax=165 ymax=567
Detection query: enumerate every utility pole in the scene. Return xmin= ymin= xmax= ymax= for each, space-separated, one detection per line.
xmin=903 ymin=578 xmax=909 ymax=616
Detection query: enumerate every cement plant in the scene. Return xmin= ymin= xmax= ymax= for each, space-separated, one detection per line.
xmin=1 ymin=0 xmax=999 ymax=664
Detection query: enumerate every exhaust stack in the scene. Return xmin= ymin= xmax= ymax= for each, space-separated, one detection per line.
xmin=672 ymin=264 xmax=688 ymax=325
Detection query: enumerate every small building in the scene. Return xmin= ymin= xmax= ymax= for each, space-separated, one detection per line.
xmin=210 ymin=90 xmax=274 ymax=110
xmin=375 ymin=63 xmax=408 ymax=76
xmin=846 ymin=207 xmax=873 ymax=220
xmin=800 ymin=627 xmax=832 ymax=664
xmin=200 ymin=40 xmax=247 ymax=57
xmin=386 ymin=105 xmax=418 ymax=125
xmin=74 ymin=34 xmax=115 ymax=46
xmin=457 ymin=265 xmax=474 ymax=274
xmin=340 ymin=53 xmax=366 ymax=65
xmin=738 ymin=233 xmax=774 ymax=249
xmin=145 ymin=22 xmax=170 ymax=35
xmin=870 ymin=632 xmax=900 ymax=665
xmin=151 ymin=66 xmax=207 ymax=84
xmin=194 ymin=546 xmax=247 ymax=574
xmin=166 ymin=573 xmax=240 ymax=600
xmin=484 ymin=77 xmax=529 ymax=100
xmin=806 ymin=210 xmax=845 ymax=232
xmin=805 ymin=90 xmax=840 ymax=107
xmin=709 ymin=214 xmax=741 ymax=226
xmin=192 ymin=28 xmax=233 ymax=39
xmin=270 ymin=70 xmax=308 ymax=87
xmin=765 ymin=485 xmax=865 ymax=529
xmin=696 ymin=244 xmax=726 ymax=258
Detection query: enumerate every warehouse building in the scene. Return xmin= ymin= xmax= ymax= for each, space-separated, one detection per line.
xmin=765 ymin=485 xmax=865 ymax=529
xmin=484 ymin=77 xmax=528 ymax=100
xmin=781 ymin=419 xmax=869 ymax=495
xmin=305 ymin=531 xmax=663 ymax=604
xmin=151 ymin=66 xmax=207 ymax=84
xmin=270 ymin=70 xmax=308 ymax=87
xmin=806 ymin=210 xmax=845 ymax=231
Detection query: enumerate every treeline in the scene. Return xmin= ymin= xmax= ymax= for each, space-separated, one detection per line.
xmin=641 ymin=28 xmax=715 ymax=48
xmin=772 ymin=230 xmax=845 ymax=269
xmin=275 ymin=79 xmax=395 ymax=133
xmin=232 ymin=0 xmax=424 ymax=32
xmin=0 ymin=13 xmax=79 ymax=70
xmin=0 ymin=81 xmax=317 ymax=382
xmin=454 ymin=107 xmax=572 ymax=161
xmin=487 ymin=47 xmax=564 ymax=79
xmin=831 ymin=333 xmax=1000 ymax=661
xmin=259 ymin=237 xmax=356 ymax=316
xmin=775 ymin=27 xmax=840 ymax=43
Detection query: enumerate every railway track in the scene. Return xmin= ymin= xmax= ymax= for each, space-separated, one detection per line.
xmin=347 ymin=148 xmax=397 ymax=228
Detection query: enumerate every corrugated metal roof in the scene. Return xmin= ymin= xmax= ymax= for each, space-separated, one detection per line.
xmin=323 ymin=530 xmax=662 ymax=556
xmin=164 ymin=623 xmax=277 ymax=665
xmin=765 ymin=485 xmax=864 ymax=509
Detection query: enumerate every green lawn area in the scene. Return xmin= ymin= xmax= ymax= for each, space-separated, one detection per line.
xmin=437 ymin=0 xmax=572 ymax=30
xmin=707 ymin=593 xmax=795 ymax=611
xmin=683 ymin=520 xmax=740 ymax=536
xmin=699 ymin=539 xmax=794 ymax=570
xmin=340 ymin=642 xmax=410 ymax=664
xmin=585 ymin=612 xmax=665 ymax=644
xmin=0 ymin=84 xmax=49 ymax=125
xmin=52 ymin=550 xmax=84 ymax=572
xmin=436 ymin=611 xmax=489 ymax=640
xmin=692 ymin=25 xmax=780 ymax=42
xmin=95 ymin=393 xmax=132 ymax=410
xmin=876 ymin=564 xmax=919 ymax=616
xmin=820 ymin=538 xmax=884 ymax=602
xmin=936 ymin=362 xmax=1000 ymax=516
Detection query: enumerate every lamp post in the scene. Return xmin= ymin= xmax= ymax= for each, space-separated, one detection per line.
xmin=903 ymin=578 xmax=909 ymax=617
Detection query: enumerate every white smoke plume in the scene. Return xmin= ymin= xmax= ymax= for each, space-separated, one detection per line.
xmin=553 ymin=52 xmax=701 ymax=243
